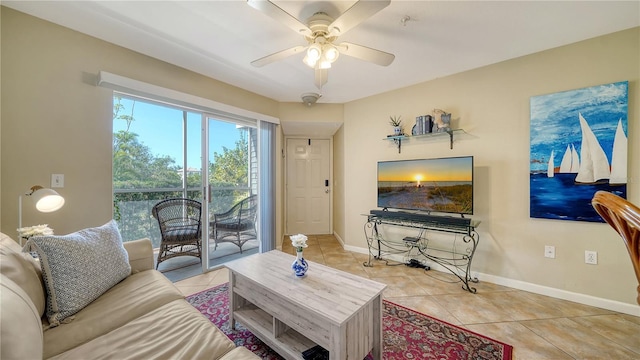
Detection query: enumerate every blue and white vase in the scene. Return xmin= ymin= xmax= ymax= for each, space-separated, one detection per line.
xmin=291 ymin=250 xmax=309 ymax=277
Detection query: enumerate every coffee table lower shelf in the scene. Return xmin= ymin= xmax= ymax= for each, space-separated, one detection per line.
xmin=234 ymin=304 xmax=317 ymax=360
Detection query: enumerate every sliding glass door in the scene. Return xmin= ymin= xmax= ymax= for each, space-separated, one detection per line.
xmin=113 ymin=94 xmax=265 ymax=273
xmin=201 ymin=116 xmax=259 ymax=269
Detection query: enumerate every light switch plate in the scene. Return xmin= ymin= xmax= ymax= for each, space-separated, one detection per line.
xmin=51 ymin=174 xmax=64 ymax=188
xmin=544 ymin=245 xmax=556 ymax=259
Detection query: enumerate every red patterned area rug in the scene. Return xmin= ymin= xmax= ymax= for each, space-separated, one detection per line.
xmin=186 ymin=283 xmax=513 ymax=360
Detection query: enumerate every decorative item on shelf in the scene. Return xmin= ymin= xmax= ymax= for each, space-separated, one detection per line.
xmin=389 ymin=116 xmax=403 ymax=136
xmin=414 ymin=115 xmax=434 ymax=135
xmin=413 ymin=116 xmax=423 ymax=135
xmin=424 ymin=115 xmax=434 ymax=133
xmin=290 ymin=234 xmax=309 ymax=277
xmin=433 ymin=109 xmax=452 ymax=133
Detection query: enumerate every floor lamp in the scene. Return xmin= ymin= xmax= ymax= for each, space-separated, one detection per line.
xmin=18 ymin=185 xmax=65 ymax=245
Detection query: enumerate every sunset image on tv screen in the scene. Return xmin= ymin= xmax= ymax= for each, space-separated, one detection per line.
xmin=377 ymin=156 xmax=473 ymax=214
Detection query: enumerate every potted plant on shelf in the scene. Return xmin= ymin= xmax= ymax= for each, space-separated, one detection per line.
xmin=389 ymin=116 xmax=403 ymax=136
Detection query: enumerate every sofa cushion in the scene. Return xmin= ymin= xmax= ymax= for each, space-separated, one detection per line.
xmin=0 ymin=232 xmax=46 ymax=316
xmin=42 ymin=269 xmax=184 ymax=358
xmin=0 ymin=274 xmax=44 ymax=360
xmin=27 ymin=220 xmax=131 ymax=326
xmin=122 ymin=238 xmax=154 ymax=273
xmin=48 ymin=299 xmax=238 ymax=360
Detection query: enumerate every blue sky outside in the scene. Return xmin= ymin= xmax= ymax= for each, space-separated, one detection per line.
xmin=530 ymin=81 xmax=628 ymax=172
xmin=113 ymin=98 xmax=241 ymax=169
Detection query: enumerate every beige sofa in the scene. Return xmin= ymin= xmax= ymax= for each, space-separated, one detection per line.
xmin=0 ymin=232 xmax=258 ymax=360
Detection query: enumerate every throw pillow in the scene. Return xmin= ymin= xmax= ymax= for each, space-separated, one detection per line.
xmin=26 ymin=220 xmax=131 ymax=326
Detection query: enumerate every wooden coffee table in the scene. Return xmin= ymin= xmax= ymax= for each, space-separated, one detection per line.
xmin=225 ymin=250 xmax=386 ymax=360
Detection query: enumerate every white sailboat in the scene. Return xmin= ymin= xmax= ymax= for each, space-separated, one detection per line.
xmin=575 ymin=113 xmax=610 ymax=184
xmin=547 ymin=150 xmax=555 ymax=177
xmin=570 ymin=144 xmax=580 ymax=173
xmin=559 ymin=144 xmax=580 ymax=173
xmin=609 ymin=119 xmax=627 ymax=184
xmin=559 ymin=145 xmax=572 ymax=173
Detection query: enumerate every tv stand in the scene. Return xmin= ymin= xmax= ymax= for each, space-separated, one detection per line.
xmin=363 ymin=211 xmax=480 ymax=293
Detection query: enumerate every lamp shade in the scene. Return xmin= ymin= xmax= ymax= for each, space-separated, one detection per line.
xmin=31 ymin=188 xmax=65 ymax=212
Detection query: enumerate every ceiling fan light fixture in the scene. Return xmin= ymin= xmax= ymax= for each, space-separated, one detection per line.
xmin=303 ymin=54 xmax=318 ymax=67
xmin=317 ymin=45 xmax=338 ymax=69
xmin=318 ymin=57 xmax=332 ymax=69
xmin=305 ymin=44 xmax=322 ymax=67
xmin=249 ymin=0 xmax=395 ymax=82
xmin=323 ymin=44 xmax=339 ymax=62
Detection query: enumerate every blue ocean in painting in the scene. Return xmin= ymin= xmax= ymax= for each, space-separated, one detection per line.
xmin=530 ymin=173 xmax=626 ymax=222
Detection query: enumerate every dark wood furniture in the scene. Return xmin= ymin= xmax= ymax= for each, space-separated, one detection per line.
xmin=592 ymin=191 xmax=640 ymax=305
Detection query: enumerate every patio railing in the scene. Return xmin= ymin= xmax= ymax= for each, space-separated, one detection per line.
xmin=113 ymin=188 xmax=250 ymax=249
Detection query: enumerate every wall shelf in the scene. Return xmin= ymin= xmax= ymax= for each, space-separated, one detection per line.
xmin=383 ymin=129 xmax=467 ymax=153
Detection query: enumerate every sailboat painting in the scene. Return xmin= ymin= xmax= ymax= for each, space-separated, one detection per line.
xmin=530 ymin=81 xmax=628 ymax=222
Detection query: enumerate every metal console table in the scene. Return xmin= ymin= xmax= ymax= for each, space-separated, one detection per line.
xmin=363 ymin=211 xmax=481 ymax=293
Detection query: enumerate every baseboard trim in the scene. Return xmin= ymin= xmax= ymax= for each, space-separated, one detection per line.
xmin=342 ymin=243 xmax=640 ymax=317
xmin=476 ymin=272 xmax=640 ymax=317
xmin=333 ymin=231 xmax=346 ymax=248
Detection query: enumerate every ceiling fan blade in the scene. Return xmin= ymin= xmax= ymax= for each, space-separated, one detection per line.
xmin=314 ymin=68 xmax=328 ymax=89
xmin=338 ymin=42 xmax=395 ymax=66
xmin=328 ymin=0 xmax=391 ymax=37
xmin=251 ymin=45 xmax=307 ymax=67
xmin=247 ymin=0 xmax=312 ymax=37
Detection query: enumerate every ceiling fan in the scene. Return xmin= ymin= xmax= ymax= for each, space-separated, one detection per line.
xmin=248 ymin=0 xmax=395 ymax=89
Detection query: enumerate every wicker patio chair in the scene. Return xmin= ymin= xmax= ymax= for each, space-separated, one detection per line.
xmin=212 ymin=195 xmax=257 ymax=253
xmin=152 ymin=198 xmax=202 ymax=269
xmin=592 ymin=191 xmax=640 ymax=305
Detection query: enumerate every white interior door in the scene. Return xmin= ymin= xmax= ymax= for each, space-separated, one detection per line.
xmin=286 ymin=138 xmax=331 ymax=235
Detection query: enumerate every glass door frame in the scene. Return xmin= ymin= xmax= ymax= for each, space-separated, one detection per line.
xmin=200 ymin=114 xmax=259 ymax=272
xmin=201 ymin=113 xmax=212 ymax=270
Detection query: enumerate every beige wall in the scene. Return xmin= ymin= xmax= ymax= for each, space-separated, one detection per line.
xmin=337 ymin=27 xmax=639 ymax=307
xmin=0 ymin=8 xmax=282 ymax=242
xmin=278 ymin=102 xmax=344 ymax=123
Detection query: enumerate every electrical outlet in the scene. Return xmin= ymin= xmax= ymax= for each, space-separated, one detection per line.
xmin=544 ymin=245 xmax=556 ymax=258
xmin=585 ymin=250 xmax=598 ymax=265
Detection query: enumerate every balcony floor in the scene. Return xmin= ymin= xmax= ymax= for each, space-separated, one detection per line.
xmin=154 ymin=239 xmax=258 ymax=282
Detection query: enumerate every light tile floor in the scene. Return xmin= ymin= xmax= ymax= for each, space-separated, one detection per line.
xmin=175 ymin=234 xmax=640 ymax=360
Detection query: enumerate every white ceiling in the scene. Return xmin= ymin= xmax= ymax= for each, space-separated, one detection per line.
xmin=4 ymin=1 xmax=639 ymax=106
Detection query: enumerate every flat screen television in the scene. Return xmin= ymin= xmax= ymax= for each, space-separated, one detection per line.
xmin=377 ymin=156 xmax=474 ymax=215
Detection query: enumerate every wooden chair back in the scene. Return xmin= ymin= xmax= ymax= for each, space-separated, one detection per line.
xmin=592 ymin=191 xmax=640 ymax=305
